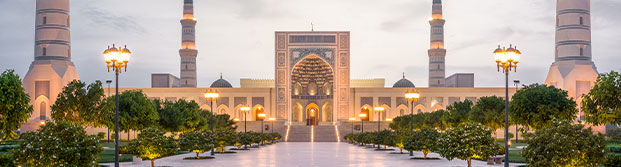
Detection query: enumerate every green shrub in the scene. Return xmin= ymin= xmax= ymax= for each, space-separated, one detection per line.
xmin=0 ymin=153 xmax=16 ymax=167
xmin=605 ymin=153 xmax=621 ymax=167
xmin=97 ymin=132 xmax=106 ymax=140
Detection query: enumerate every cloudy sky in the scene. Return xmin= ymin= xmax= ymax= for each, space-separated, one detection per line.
xmin=0 ymin=0 xmax=619 ymax=88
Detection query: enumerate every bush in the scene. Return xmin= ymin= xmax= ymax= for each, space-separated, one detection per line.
xmin=128 ymin=128 xmax=178 ymax=167
xmin=437 ymin=123 xmax=500 ymax=167
xmin=12 ymin=121 xmax=103 ymax=166
xmin=609 ymin=145 xmax=621 ymax=154
xmin=180 ymin=130 xmax=214 ymax=159
xmin=97 ymin=132 xmax=106 ymax=140
xmin=404 ymin=127 xmax=440 ymax=159
xmin=0 ymin=153 xmax=16 ymax=167
xmin=522 ymin=119 xmax=606 ymax=167
xmin=605 ymin=153 xmax=621 ymax=167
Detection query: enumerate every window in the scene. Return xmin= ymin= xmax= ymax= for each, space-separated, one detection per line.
xmin=67 ymin=16 xmax=70 ymax=26
xmin=580 ymin=48 xmax=584 ymax=56
xmin=40 ymin=102 xmax=46 ymax=120
xmin=42 ymin=48 xmax=47 ymax=56
xmin=42 ymin=16 xmax=47 ymax=24
xmin=579 ymin=16 xmax=584 ymax=25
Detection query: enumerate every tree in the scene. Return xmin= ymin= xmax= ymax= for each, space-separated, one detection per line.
xmin=437 ymin=123 xmax=499 ymax=167
xmin=0 ymin=69 xmax=33 ymax=141
xmin=51 ymin=80 xmax=112 ymax=127
xmin=156 ymin=99 xmax=208 ymax=134
xmin=469 ymin=96 xmax=505 ymax=136
xmin=12 ymin=121 xmax=103 ymax=167
xmin=425 ymin=110 xmax=448 ymax=131
xmin=128 ymin=128 xmax=178 ymax=167
xmin=391 ymin=130 xmax=407 ymax=153
xmin=213 ymin=128 xmax=236 ymax=153
xmin=582 ymin=71 xmax=621 ymax=125
xmin=116 ymin=90 xmax=159 ymax=140
xmin=374 ymin=130 xmax=392 ymax=149
xmin=444 ymin=100 xmax=473 ymax=128
xmin=235 ymin=132 xmax=252 ymax=149
xmin=404 ymin=127 xmax=441 ymax=159
xmin=521 ymin=119 xmax=606 ymax=167
xmin=509 ymin=84 xmax=578 ymax=129
xmin=208 ymin=112 xmax=237 ymax=130
xmin=179 ymin=130 xmax=214 ymax=159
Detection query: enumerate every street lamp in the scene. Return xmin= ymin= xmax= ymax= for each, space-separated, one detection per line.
xmin=240 ymin=106 xmax=251 ymax=149
xmin=359 ymin=113 xmax=367 ymax=133
xmin=349 ymin=117 xmax=355 ymax=135
xmin=269 ymin=117 xmax=276 ymax=133
xmin=204 ymin=91 xmax=219 ymax=155
xmin=106 ymin=80 xmax=112 ymax=144
xmin=103 ymin=44 xmax=130 ymax=167
xmin=493 ymin=44 xmax=521 ymax=167
xmin=240 ymin=107 xmax=251 ymax=133
xmin=513 ymin=80 xmax=520 ymax=143
xmin=374 ymin=106 xmax=385 ymax=148
xmin=258 ymin=113 xmax=266 ymax=133
xmin=405 ymin=89 xmax=420 ymax=156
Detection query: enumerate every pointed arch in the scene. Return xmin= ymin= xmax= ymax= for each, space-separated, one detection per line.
xmin=396 ymin=104 xmax=409 ymax=116
xmin=253 ymin=105 xmax=265 ymax=121
xmin=360 ymin=105 xmax=372 ymax=121
xmin=217 ymin=104 xmax=229 ymax=117
xmin=431 ymin=104 xmax=444 ymax=112
xmin=414 ymin=104 xmax=426 ymax=113
xmin=292 ymin=103 xmax=303 ymax=122
xmin=321 ymin=102 xmax=333 ymax=122
xmin=34 ymin=95 xmax=50 ymax=121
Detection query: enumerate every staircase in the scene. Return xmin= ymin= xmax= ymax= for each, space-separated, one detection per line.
xmin=314 ymin=125 xmax=338 ymax=142
xmin=287 ymin=125 xmax=311 ymax=142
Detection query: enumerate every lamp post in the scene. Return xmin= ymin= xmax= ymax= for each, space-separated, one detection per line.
xmin=513 ymin=80 xmax=520 ymax=143
xmin=106 ymin=80 xmax=112 ymax=143
xmin=349 ymin=117 xmax=355 ymax=135
xmin=374 ymin=106 xmax=385 ymax=149
xmin=240 ymin=106 xmax=251 ymax=149
xmin=359 ymin=113 xmax=366 ymax=133
xmin=204 ymin=91 xmax=219 ymax=156
xmin=494 ymin=44 xmax=521 ymax=167
xmin=258 ymin=113 xmax=266 ymax=133
xmin=103 ymin=44 xmax=131 ymax=167
xmin=269 ymin=117 xmax=276 ymax=133
xmin=240 ymin=107 xmax=251 ymax=133
xmin=405 ymin=90 xmax=420 ymax=156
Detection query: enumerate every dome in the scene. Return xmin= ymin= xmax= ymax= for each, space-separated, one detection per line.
xmin=210 ymin=75 xmax=232 ymax=88
xmin=393 ymin=74 xmax=416 ymax=88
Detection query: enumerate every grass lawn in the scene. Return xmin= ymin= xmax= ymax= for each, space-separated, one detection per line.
xmin=98 ymin=149 xmax=133 ymax=163
xmin=508 ymin=150 xmax=525 ymax=163
xmin=100 ymin=141 xmax=128 ymax=148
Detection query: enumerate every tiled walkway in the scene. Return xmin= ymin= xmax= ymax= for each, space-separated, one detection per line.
xmin=101 ymin=142 xmax=525 ymax=167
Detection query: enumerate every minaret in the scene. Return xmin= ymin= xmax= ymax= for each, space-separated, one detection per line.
xmin=545 ymin=0 xmax=598 ymax=100
xmin=428 ymin=0 xmax=446 ymax=87
xmin=22 ymin=0 xmax=79 ymax=131
xmin=179 ymin=0 xmax=198 ymax=87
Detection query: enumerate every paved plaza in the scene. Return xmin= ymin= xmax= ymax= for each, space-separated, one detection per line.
xmin=103 ymin=142 xmax=524 ymax=167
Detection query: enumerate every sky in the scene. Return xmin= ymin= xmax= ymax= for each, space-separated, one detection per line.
xmin=0 ymin=0 xmax=619 ymax=88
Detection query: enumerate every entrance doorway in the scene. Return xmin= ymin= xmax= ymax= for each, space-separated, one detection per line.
xmin=306 ymin=103 xmax=319 ymax=126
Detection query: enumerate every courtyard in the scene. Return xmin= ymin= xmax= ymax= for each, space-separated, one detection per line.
xmin=102 ymin=142 xmax=524 ymax=167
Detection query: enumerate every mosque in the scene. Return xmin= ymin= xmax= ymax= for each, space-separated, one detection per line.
xmin=20 ymin=0 xmax=600 ymax=141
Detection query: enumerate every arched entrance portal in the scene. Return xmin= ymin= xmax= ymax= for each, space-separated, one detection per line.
xmin=291 ymin=55 xmax=334 ymax=125
xmin=305 ymin=103 xmax=319 ymax=126
xmin=360 ymin=106 xmax=370 ymax=121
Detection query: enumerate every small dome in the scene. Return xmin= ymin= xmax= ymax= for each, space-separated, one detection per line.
xmin=393 ymin=73 xmax=416 ymax=88
xmin=210 ymin=75 xmax=232 ymax=88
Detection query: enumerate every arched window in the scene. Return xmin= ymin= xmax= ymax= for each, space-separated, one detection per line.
xmin=40 ymin=102 xmax=46 ymax=120
xmin=42 ymin=16 xmax=47 ymax=24
xmin=42 ymin=48 xmax=47 ymax=56
xmin=579 ymin=16 xmax=584 ymax=25
xmin=580 ymin=48 xmax=584 ymax=56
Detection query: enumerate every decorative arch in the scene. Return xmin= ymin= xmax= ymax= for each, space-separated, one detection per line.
xmin=414 ymin=104 xmax=426 ymax=113
xmin=396 ymin=104 xmax=409 ymax=116
xmin=292 ymin=103 xmax=303 ymax=122
xmin=431 ymin=104 xmax=444 ymax=112
xmin=253 ymin=105 xmax=265 ymax=121
xmin=321 ymin=102 xmax=333 ymax=122
xmin=360 ymin=105 xmax=372 ymax=121
xmin=305 ymin=103 xmax=320 ymax=126
xmin=35 ymin=95 xmax=50 ymax=121
xmin=199 ymin=104 xmax=210 ymax=111
xmin=378 ymin=104 xmax=391 ymax=121
xmin=217 ymin=104 xmax=229 ymax=117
